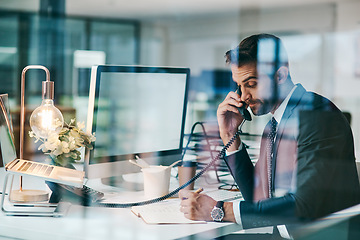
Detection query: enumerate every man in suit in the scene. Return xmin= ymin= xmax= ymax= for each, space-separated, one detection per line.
xmin=180 ymin=34 xmax=360 ymax=230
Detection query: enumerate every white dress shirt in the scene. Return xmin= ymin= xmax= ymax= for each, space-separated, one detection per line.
xmin=231 ymin=85 xmax=297 ymax=226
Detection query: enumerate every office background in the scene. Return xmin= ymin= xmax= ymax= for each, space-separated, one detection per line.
xmin=0 ymin=0 xmax=360 ymax=163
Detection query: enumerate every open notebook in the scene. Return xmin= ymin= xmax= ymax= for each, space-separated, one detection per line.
xmin=131 ymin=198 xmax=206 ymax=224
xmin=131 ymin=189 xmax=243 ymax=224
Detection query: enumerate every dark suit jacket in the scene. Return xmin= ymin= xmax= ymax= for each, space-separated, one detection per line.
xmin=225 ymin=84 xmax=360 ymax=229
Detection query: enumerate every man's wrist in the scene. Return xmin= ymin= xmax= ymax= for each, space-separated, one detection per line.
xmin=223 ymin=202 xmax=236 ymax=222
xmin=220 ymin=131 xmax=239 ymax=143
xmin=226 ymin=142 xmax=243 ymax=156
xmin=222 ymin=135 xmax=240 ymax=152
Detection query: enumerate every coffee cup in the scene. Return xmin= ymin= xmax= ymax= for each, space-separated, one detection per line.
xmin=178 ymin=161 xmax=197 ymax=190
xmin=141 ymin=165 xmax=171 ymax=199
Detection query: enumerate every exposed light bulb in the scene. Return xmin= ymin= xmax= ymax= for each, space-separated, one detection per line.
xmin=29 ymin=99 xmax=64 ymax=139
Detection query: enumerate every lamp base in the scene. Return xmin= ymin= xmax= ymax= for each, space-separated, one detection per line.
xmin=10 ymin=189 xmax=49 ymax=202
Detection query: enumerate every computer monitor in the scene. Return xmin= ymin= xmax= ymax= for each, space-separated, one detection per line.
xmin=85 ymin=65 xmax=190 ymax=180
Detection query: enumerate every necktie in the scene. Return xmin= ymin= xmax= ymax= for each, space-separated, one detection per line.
xmin=266 ymin=117 xmax=277 ymax=198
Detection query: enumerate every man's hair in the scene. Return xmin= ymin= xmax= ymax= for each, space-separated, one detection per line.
xmin=225 ymin=33 xmax=289 ymax=71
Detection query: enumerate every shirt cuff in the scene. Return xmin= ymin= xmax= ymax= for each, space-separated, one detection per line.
xmin=232 ymin=200 xmax=243 ymax=226
xmin=226 ymin=142 xmax=243 ymax=156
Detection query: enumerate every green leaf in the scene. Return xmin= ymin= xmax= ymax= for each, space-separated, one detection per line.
xmin=74 ymin=149 xmax=81 ymax=155
xmin=69 ymin=151 xmax=78 ymax=159
xmin=59 ymin=135 xmax=69 ymax=142
xmin=86 ymin=143 xmax=93 ymax=149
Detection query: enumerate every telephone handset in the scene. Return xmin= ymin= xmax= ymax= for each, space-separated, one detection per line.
xmin=95 ymin=88 xmax=252 ymax=208
xmin=236 ymin=85 xmax=252 ymax=121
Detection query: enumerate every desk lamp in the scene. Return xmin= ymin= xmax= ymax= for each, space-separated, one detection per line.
xmin=10 ymin=65 xmax=64 ymax=202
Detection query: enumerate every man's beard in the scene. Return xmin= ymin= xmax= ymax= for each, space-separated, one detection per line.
xmin=249 ymin=99 xmax=274 ymax=116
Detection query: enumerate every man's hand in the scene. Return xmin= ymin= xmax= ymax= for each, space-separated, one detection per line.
xmin=217 ymin=91 xmax=244 ymax=151
xmin=179 ymin=189 xmax=216 ymax=221
xmin=179 ymin=189 xmax=236 ymax=222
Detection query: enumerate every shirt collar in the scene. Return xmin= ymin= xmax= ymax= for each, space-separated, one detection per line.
xmin=272 ymin=85 xmax=297 ymax=124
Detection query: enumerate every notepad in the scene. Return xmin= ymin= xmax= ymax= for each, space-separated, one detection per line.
xmin=130 ymin=189 xmax=243 ymax=224
xmin=131 ymin=199 xmax=206 ymax=224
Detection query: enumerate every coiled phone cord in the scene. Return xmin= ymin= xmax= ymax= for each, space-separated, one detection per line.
xmin=96 ymin=119 xmax=246 ymax=208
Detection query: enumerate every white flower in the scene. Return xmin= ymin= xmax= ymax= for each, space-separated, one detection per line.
xmin=90 ymin=133 xmax=96 ymax=142
xmin=29 ymin=131 xmax=41 ymax=143
xmin=28 ymin=117 xmax=96 ymax=166
xmin=54 ymin=118 xmax=63 ymax=128
xmin=52 ymin=147 xmax=63 ymax=156
xmin=47 ymin=132 xmax=59 ymax=142
xmin=68 ymin=136 xmax=77 ymax=150
xmin=77 ymin=121 xmax=85 ymax=130
xmin=61 ymin=141 xmax=70 ymax=154
xmin=69 ymin=129 xmax=81 ymax=139
xmin=29 ymin=131 xmax=35 ymax=138
xmin=38 ymin=143 xmax=48 ymax=152
xmin=44 ymin=139 xmax=60 ymax=152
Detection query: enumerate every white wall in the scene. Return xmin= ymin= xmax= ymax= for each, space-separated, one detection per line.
xmin=334 ymin=0 xmax=360 ymax=159
xmin=140 ymin=3 xmax=337 ymax=132
xmin=140 ymin=1 xmax=360 ymax=157
xmin=140 ymin=3 xmax=336 ymax=90
xmin=140 ymin=13 xmax=242 ymax=74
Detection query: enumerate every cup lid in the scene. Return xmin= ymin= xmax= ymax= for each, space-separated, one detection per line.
xmin=141 ymin=165 xmax=168 ymax=173
xmin=181 ymin=161 xmax=197 ymax=167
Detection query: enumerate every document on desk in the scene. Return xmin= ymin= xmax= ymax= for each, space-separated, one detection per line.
xmin=130 ymin=189 xmax=243 ymax=224
xmin=131 ymin=199 xmax=206 ymax=224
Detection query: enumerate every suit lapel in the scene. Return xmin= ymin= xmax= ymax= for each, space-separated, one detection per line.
xmin=274 ymin=84 xmax=306 ymax=148
xmin=271 ymin=84 xmax=306 ymax=189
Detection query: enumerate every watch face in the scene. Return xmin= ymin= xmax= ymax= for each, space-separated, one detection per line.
xmin=211 ymin=207 xmax=224 ymax=222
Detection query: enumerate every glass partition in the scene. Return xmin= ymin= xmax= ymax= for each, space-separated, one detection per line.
xmin=0 ymin=2 xmax=359 ymax=239
xmin=0 ymin=10 xmax=139 ymax=160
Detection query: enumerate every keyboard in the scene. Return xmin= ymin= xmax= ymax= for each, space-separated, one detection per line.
xmin=47 ymin=182 xmax=105 ymax=205
xmin=62 ymin=185 xmax=105 ymax=203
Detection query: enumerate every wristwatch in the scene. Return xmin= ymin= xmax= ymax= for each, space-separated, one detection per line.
xmin=211 ymin=201 xmax=224 ymax=222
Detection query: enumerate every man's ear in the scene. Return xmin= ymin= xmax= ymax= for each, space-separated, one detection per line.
xmin=276 ymin=66 xmax=289 ymax=84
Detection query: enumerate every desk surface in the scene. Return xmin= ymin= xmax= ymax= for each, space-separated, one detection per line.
xmin=2 ymin=168 xmax=360 ymax=240
xmin=0 ymin=168 xmax=244 ymax=240
xmin=0 ymin=204 xmax=243 ymax=240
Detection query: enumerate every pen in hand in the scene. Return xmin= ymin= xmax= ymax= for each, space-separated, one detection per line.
xmin=194 ymin=188 xmax=204 ymax=194
xmin=181 ymin=187 xmax=203 ymax=200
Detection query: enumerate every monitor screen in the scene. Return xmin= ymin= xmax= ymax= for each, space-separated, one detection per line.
xmin=85 ymin=65 xmax=189 ymax=179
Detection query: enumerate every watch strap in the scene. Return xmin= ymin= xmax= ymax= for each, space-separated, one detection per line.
xmin=216 ymin=201 xmax=224 ymax=209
